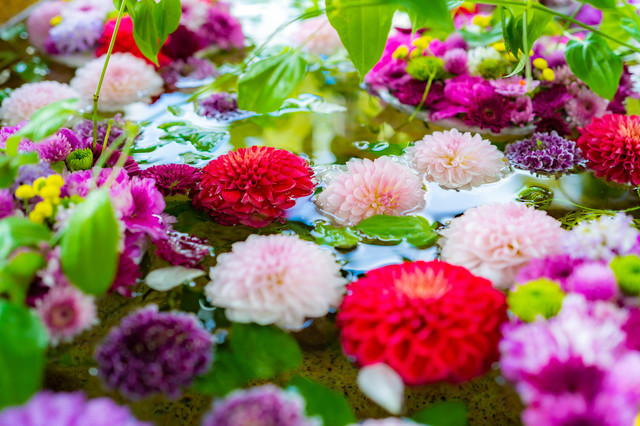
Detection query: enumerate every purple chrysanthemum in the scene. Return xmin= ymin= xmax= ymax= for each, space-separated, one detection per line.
xmin=138 ymin=164 xmax=202 ymax=197
xmin=511 ymin=96 xmax=534 ymax=126
xmin=506 ymin=131 xmax=583 ymax=175
xmin=74 ymin=115 xmax=125 ymax=147
xmin=566 ymin=87 xmax=609 ymax=127
xmin=160 ymin=57 xmax=217 ymax=91
xmin=36 ymin=128 xmax=85 ymax=163
xmin=0 ymin=391 xmax=151 ymax=426
xmin=463 ymin=92 xmax=514 ymax=133
xmin=532 ymin=85 xmax=573 ymax=116
xmin=564 ymin=261 xmax=618 ymax=301
xmin=197 ymin=92 xmax=246 ymax=121
xmin=197 ymin=6 xmax=244 ymax=51
xmin=201 ymin=384 xmax=319 ymax=426
xmin=154 ymin=231 xmax=211 ymax=267
xmin=516 ymin=254 xmax=581 ymax=287
xmin=95 ymin=305 xmax=213 ymax=399
xmin=0 ymin=189 xmax=16 ymax=219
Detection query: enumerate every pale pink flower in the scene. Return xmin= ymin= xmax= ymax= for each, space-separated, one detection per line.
xmin=70 ymin=53 xmax=163 ymax=112
xmin=294 ymin=16 xmax=343 ymax=56
xmin=26 ymin=1 xmax=64 ymax=50
xmin=490 ymin=76 xmax=539 ymax=97
xmin=315 ymin=157 xmax=426 ymax=226
xmin=405 ymin=129 xmax=507 ymax=190
xmin=0 ymin=81 xmax=79 ymax=125
xmin=35 ymin=285 xmax=98 ymax=346
xmin=566 ymin=87 xmax=609 ymax=127
xmin=205 ymin=234 xmax=347 ymax=330
xmin=439 ymin=203 xmax=565 ymax=289
xmin=356 ymin=419 xmax=418 ymax=426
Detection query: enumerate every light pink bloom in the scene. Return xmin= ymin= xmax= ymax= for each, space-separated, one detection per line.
xmin=439 ymin=203 xmax=565 ymax=289
xmin=35 ymin=285 xmax=98 ymax=346
xmin=0 ymin=81 xmax=78 ymax=125
xmin=294 ymin=16 xmax=343 ymax=56
xmin=566 ymin=87 xmax=609 ymax=127
xmin=490 ymin=76 xmax=539 ymax=97
xmin=315 ymin=157 xmax=425 ymax=226
xmin=70 ymin=53 xmax=163 ymax=112
xmin=26 ymin=1 xmax=64 ymax=50
xmin=405 ymin=129 xmax=507 ymax=190
xmin=205 ymin=234 xmax=347 ymax=330
xmin=356 ymin=419 xmax=418 ymax=426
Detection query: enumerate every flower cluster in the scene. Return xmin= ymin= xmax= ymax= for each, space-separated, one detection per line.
xmin=505 ymin=131 xmax=583 ymax=176
xmin=0 ymin=81 xmax=78 ymax=125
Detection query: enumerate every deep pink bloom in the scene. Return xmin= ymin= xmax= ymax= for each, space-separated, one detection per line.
xmin=490 ymin=77 xmax=539 ymax=97
xmin=138 ymin=164 xmax=202 ymax=197
xmin=154 ymin=231 xmax=210 ymax=267
xmin=623 ymin=308 xmax=640 ymax=351
xmin=121 ymin=177 xmax=166 ymax=239
xmin=532 ymin=85 xmax=572 ymax=116
xmin=516 ymin=254 xmax=581 ymax=287
xmin=463 ymin=91 xmax=515 ymax=133
xmin=535 ymin=112 xmax=571 ymax=136
xmin=0 ymin=189 xmax=16 ymax=219
xmin=197 ymin=5 xmax=244 ymax=50
xmin=564 ymin=262 xmax=618 ymax=301
xmin=443 ymin=48 xmax=468 ymax=75
xmin=511 ymin=96 xmax=534 ymax=126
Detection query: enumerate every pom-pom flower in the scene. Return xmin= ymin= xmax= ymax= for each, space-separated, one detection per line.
xmin=44 ymin=11 xmax=104 ymax=56
xmin=193 ymin=146 xmax=315 ymax=228
xmin=577 ymin=114 xmax=640 ymax=185
xmin=337 ymin=260 xmax=507 ymax=385
xmin=197 ymin=5 xmax=244 ymax=51
xmin=35 ymin=285 xmax=98 ymax=346
xmin=196 ymin=92 xmax=243 ymax=121
xmin=405 ymin=129 xmax=507 ymax=190
xmin=0 ymin=391 xmax=151 ymax=426
xmin=505 ymin=131 xmax=583 ymax=176
xmin=610 ymin=255 xmax=640 ymax=295
xmin=70 ymin=53 xmax=164 ymax=112
xmin=316 ymin=157 xmax=425 ymax=226
xmin=206 ymin=234 xmax=346 ymax=330
xmin=439 ymin=203 xmax=564 ymax=289
xmin=0 ymin=81 xmax=78 ymax=125
xmin=94 ymin=305 xmax=213 ymax=399
xmin=138 ymin=164 xmax=202 ymax=197
xmin=201 ymin=385 xmax=319 ymax=426
xmin=565 ymin=261 xmax=618 ymax=301
xmin=507 ymin=279 xmax=565 ymax=322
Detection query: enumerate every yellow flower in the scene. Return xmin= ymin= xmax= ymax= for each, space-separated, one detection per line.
xmin=411 ymin=36 xmax=432 ymax=50
xmin=39 ymin=185 xmax=61 ymax=200
xmin=392 ymin=45 xmax=409 ymax=60
xmin=541 ymin=68 xmax=555 ymax=81
xmin=28 ymin=211 xmax=44 ymax=224
xmin=32 ymin=177 xmax=47 ymax=191
xmin=472 ymin=14 xmax=492 ymax=28
xmin=493 ymin=42 xmax=506 ymax=52
xmin=15 ymin=185 xmax=36 ymax=200
xmin=533 ymin=58 xmax=548 ymax=70
xmin=45 ymin=175 xmax=64 ymax=188
xmin=34 ymin=200 xmax=54 ymax=218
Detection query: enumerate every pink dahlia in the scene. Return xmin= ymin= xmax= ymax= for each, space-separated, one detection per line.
xmin=577 ymin=114 xmax=640 ymax=186
xmin=70 ymin=53 xmax=164 ymax=112
xmin=205 ymin=234 xmax=347 ymax=330
xmin=193 ymin=146 xmax=315 ymax=228
xmin=566 ymin=87 xmax=609 ymax=127
xmin=35 ymin=285 xmax=98 ymax=346
xmin=405 ymin=129 xmax=507 ymax=190
xmin=338 ymin=261 xmax=507 ymax=385
xmin=0 ymin=81 xmax=78 ymax=125
xmin=439 ymin=203 xmax=564 ymax=289
xmin=315 ymin=157 xmax=425 ymax=226
xmin=138 ymin=164 xmax=202 ymax=197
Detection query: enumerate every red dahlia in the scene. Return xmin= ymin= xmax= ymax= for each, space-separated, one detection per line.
xmin=337 ymin=260 xmax=507 ymax=386
xmin=193 ymin=146 xmax=315 ymax=228
xmin=577 ymin=114 xmax=640 ymax=186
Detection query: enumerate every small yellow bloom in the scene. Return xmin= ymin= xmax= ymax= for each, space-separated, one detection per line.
xmin=533 ymin=58 xmax=548 ymax=70
xmin=411 ymin=36 xmax=432 ymax=50
xmin=493 ymin=42 xmax=506 ymax=52
xmin=39 ymin=185 xmax=61 ymax=200
xmin=45 ymin=174 xmax=64 ymax=188
xmin=34 ymin=200 xmax=54 ymax=218
xmin=32 ymin=177 xmax=47 ymax=191
xmin=410 ymin=48 xmax=422 ymax=59
xmin=541 ymin=68 xmax=555 ymax=81
xmin=28 ymin=211 xmax=44 ymax=224
xmin=49 ymin=15 xmax=63 ymax=26
xmin=15 ymin=185 xmax=36 ymax=200
xmin=392 ymin=45 xmax=409 ymax=60
xmin=472 ymin=14 xmax=492 ymax=28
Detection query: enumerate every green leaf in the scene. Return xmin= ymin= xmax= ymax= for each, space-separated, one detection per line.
xmin=7 ymin=99 xmax=79 ymax=151
xmin=153 ymin=0 xmax=182 ymax=45
xmin=390 ymin=0 xmax=453 ymax=33
xmin=131 ymin=0 xmax=161 ymax=66
xmin=0 ymin=251 xmax=45 ymax=304
xmin=0 ymin=217 xmax=51 ymax=260
xmin=326 ymin=0 xmax=395 ymax=79
xmin=355 ymin=215 xmax=438 ymax=247
xmin=565 ymin=33 xmax=623 ymax=100
xmin=581 ymin=0 xmax=615 ymax=9
xmin=502 ymin=7 xmax=551 ymax=58
xmin=412 ymin=401 xmax=468 ymax=426
xmin=60 ymin=190 xmax=120 ymax=295
xmin=621 ymin=17 xmax=640 ymax=43
xmin=312 ymin=222 xmax=360 ymax=249
xmin=288 ymin=376 xmax=356 ymax=426
xmin=600 ymin=12 xmax=633 ymax=48
xmin=237 ymin=50 xmax=308 ymax=113
xmin=0 ymin=300 xmax=48 ymax=409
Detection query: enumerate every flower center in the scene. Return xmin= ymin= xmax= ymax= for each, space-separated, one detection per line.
xmin=394 ymin=268 xmax=451 ymax=299
xmin=49 ymin=303 xmax=75 ymax=329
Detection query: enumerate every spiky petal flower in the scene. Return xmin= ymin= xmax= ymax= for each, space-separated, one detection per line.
xmin=193 ymin=146 xmax=315 ymax=228
xmin=315 ymin=157 xmax=425 ymax=226
xmin=562 ymin=213 xmax=639 ymax=261
xmin=439 ymin=203 xmax=564 ymax=289
xmin=566 ymin=87 xmax=609 ymax=128
xmin=138 ymin=164 xmax=202 ymax=197
xmin=338 ymin=261 xmax=507 ymax=385
xmin=405 ymin=129 xmax=507 ymax=190
xmin=37 ymin=128 xmax=85 ymax=163
xmin=95 ymin=305 xmax=213 ymax=400
xmin=0 ymin=81 xmax=79 ymax=125
xmin=206 ymin=234 xmax=347 ymax=330
xmin=505 ymin=131 xmax=583 ymax=176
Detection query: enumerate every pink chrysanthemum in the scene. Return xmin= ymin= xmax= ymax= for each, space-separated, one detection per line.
xmin=0 ymin=81 xmax=78 ymax=125
xmin=439 ymin=203 xmax=564 ymax=289
xmin=138 ymin=164 xmax=202 ymax=197
xmin=315 ymin=157 xmax=425 ymax=226
xmin=405 ymin=129 xmax=507 ymax=190
xmin=70 ymin=53 xmax=163 ymax=112
xmin=205 ymin=234 xmax=347 ymax=330
xmin=26 ymin=1 xmax=64 ymax=50
xmin=566 ymin=87 xmax=609 ymax=127
xmin=490 ymin=77 xmax=539 ymax=97
xmin=35 ymin=285 xmax=98 ymax=346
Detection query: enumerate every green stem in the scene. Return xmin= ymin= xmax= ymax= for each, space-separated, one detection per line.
xmin=523 ymin=1 xmax=531 ymax=87
xmin=92 ymin=0 xmax=127 ymax=149
xmin=408 ymin=75 xmax=434 ymax=122
xmin=102 ymin=119 xmax=114 ymax=156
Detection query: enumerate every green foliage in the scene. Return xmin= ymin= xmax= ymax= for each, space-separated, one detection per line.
xmin=581 ymin=0 xmax=615 ymax=9
xmin=508 ymin=279 xmax=565 ymax=322
xmin=194 ymin=323 xmax=303 ymax=395
xmin=0 ymin=251 xmax=45 ymax=304
xmin=356 ymin=215 xmax=439 ymax=248
xmin=610 ymin=255 xmax=640 ymax=295
xmin=565 ymin=33 xmax=622 ymax=100
xmin=501 ymin=7 xmax=551 ymax=76
xmin=288 ymin=376 xmax=356 ymax=426
xmin=412 ymin=401 xmax=468 ymax=426
xmin=0 ymin=216 xmax=51 ymax=260
xmin=0 ymin=152 xmax=39 ymax=188
xmin=390 ymin=0 xmax=454 ymax=34
xmin=0 ymin=300 xmax=48 ymax=409
xmin=60 ymin=190 xmax=120 ymax=295
xmin=312 ymin=222 xmax=360 ymax=249
xmin=406 ymin=56 xmax=445 ymax=81
xmin=157 ymin=121 xmax=226 ymax=151
xmin=238 ymin=50 xmax=308 ymax=113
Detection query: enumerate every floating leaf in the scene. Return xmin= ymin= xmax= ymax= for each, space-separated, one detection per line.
xmin=0 ymin=216 xmax=51 ymax=259
xmin=412 ymin=401 xmax=468 ymax=426
xmin=355 ymin=215 xmax=438 ymax=247
xmin=357 ymin=363 xmax=404 ymax=415
xmin=288 ymin=376 xmax=357 ymax=426
xmin=312 ymin=222 xmax=360 ymax=249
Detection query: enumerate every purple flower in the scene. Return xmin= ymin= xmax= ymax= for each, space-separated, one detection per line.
xmin=393 ymin=80 xmax=444 ymax=107
xmin=565 ymin=261 xmax=618 ymax=301
xmin=0 ymin=391 xmax=150 ymax=426
xmin=90 ymin=144 xmax=140 ymax=176
xmin=121 ymin=177 xmax=166 ymax=239
xmin=138 ymin=164 xmax=202 ymax=197
xmin=160 ymin=57 xmax=217 ymax=92
xmin=197 ymin=92 xmax=245 ymax=121
xmin=443 ymin=32 xmax=467 ymax=51
xmin=533 ymin=85 xmax=573 ymax=116
xmin=506 ymin=131 xmax=583 ymax=175
xmin=0 ymin=122 xmax=36 ymax=153
xmin=198 ymin=6 xmax=244 ymax=51
xmin=623 ymin=308 xmax=640 ymax=352
xmin=44 ymin=11 xmax=104 ymax=55
xmin=95 ymin=305 xmax=213 ymax=399
xmin=74 ymin=115 xmax=125 ymax=147
xmin=11 ymin=163 xmax=54 ymax=192
xmin=201 ymin=384 xmax=319 ymax=426
xmin=112 ymin=247 xmax=141 ymax=297
xmin=443 ymin=48 xmax=468 ymax=75
xmin=0 ymin=189 xmax=16 ymax=219
xmin=463 ymin=91 xmax=514 ymax=133
xmin=516 ymin=254 xmax=580 ymax=287
xmin=161 ymin=24 xmax=205 ymax=61
xmin=511 ymin=96 xmax=534 ymax=126
xmin=154 ymin=231 xmax=210 ymax=267
xmin=562 ymin=214 xmax=640 ymax=261
xmin=566 ymin=87 xmax=609 ymax=127
xmin=608 ymin=66 xmax=634 ymax=114
xmin=535 ymin=112 xmax=571 ymax=136
xmin=428 ymin=38 xmax=446 ymax=57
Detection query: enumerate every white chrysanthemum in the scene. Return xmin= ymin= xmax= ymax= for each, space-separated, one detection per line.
xmin=0 ymin=81 xmax=79 ymax=125
xmin=205 ymin=234 xmax=347 ymax=330
xmin=405 ymin=129 xmax=508 ymax=190
xmin=467 ymin=46 xmax=502 ymax=76
xmin=563 ymin=213 xmax=639 ymax=261
xmin=70 ymin=53 xmax=163 ymax=112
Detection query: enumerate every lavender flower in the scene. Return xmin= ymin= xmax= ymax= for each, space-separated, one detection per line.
xmin=197 ymin=92 xmax=244 ymax=121
xmin=73 ymin=115 xmax=125 ymax=147
xmin=11 ymin=163 xmax=54 ymax=192
xmin=95 ymin=305 xmax=213 ymax=399
xmin=562 ymin=213 xmax=640 ymax=261
xmin=44 ymin=12 xmax=104 ymax=55
xmin=160 ymin=57 xmax=217 ymax=91
xmin=505 ymin=131 xmax=583 ymax=176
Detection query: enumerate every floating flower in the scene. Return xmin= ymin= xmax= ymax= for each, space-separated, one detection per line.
xmin=505 ymin=131 xmax=583 ymax=176
xmin=154 ymin=231 xmax=210 ymax=268
xmin=490 ymin=77 xmax=539 ymax=97
xmin=138 ymin=164 xmax=202 ymax=197
xmin=71 ymin=53 xmax=164 ymax=112
xmin=443 ymin=48 xmax=468 ymax=75
xmin=66 ymin=148 xmax=94 ymax=172
xmin=193 ymin=146 xmax=315 ymax=228
xmin=201 ymin=385 xmax=319 ymax=426
xmin=463 ymin=91 xmax=515 ymax=133
xmin=120 ymin=177 xmax=166 ymax=239
xmin=510 ymin=96 xmax=534 ymax=126
xmin=508 ymin=279 xmax=565 ymax=322
xmin=315 ymin=157 xmax=425 ymax=226
xmin=565 ymin=87 xmax=609 ymax=127
xmin=95 ymin=305 xmax=213 ymax=399
xmin=565 ymin=261 xmax=618 ymax=301
xmin=577 ymin=114 xmax=640 ymax=186
xmin=44 ymin=11 xmax=104 ymax=55
xmin=35 ymin=285 xmax=98 ymax=346
xmin=160 ymin=25 xmax=205 ymax=61
xmin=532 ymin=85 xmax=572 ymax=117
xmin=198 ymin=5 xmax=244 ymax=51
xmin=160 ymin=57 xmax=217 ymax=91
xmin=206 ymin=234 xmax=346 ymax=329
xmin=196 ymin=92 xmax=243 ymax=121
xmin=623 ymin=308 xmax=640 ymax=351
xmin=562 ymin=213 xmax=639 ymax=261
xmin=0 ymin=81 xmax=78 ymax=125
xmin=0 ymin=391 xmax=151 ymax=426
xmin=535 ymin=111 xmax=571 ymax=136
xmin=440 ymin=203 xmax=564 ymax=289
xmin=610 ymin=255 xmax=640 ymax=295
xmin=405 ymin=129 xmax=507 ymax=190
xmin=338 ymin=261 xmax=507 ymax=385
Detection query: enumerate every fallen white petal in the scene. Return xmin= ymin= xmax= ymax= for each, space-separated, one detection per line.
xmin=357 ymin=363 xmax=405 ymax=415
xmin=145 ymin=266 xmax=206 ymax=291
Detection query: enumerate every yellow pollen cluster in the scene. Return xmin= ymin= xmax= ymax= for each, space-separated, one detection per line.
xmin=16 ymin=175 xmax=65 ymax=224
xmin=472 ymin=14 xmax=492 ymax=28
xmin=411 ymin=35 xmax=432 ymax=50
xmin=392 ymin=45 xmax=409 ymax=60
xmin=50 ymin=15 xmax=63 ymax=26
